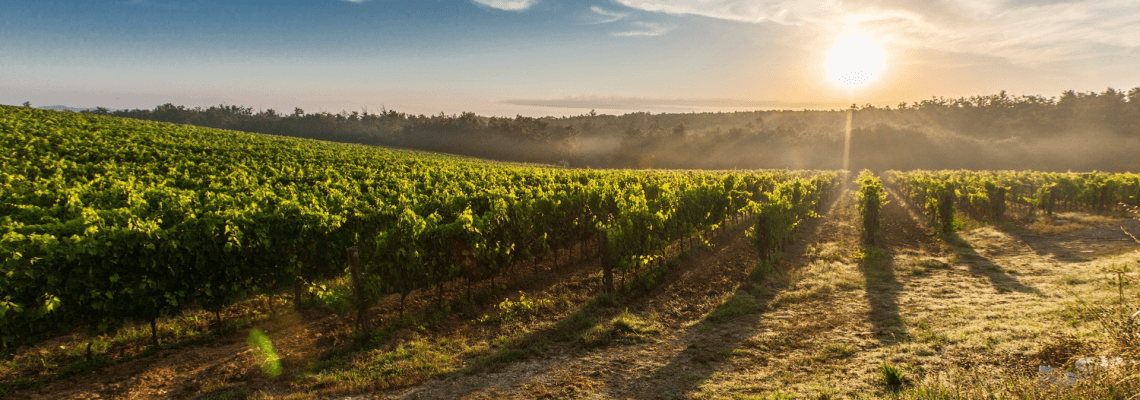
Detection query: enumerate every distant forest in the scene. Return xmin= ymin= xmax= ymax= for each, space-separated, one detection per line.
xmin=82 ymin=87 xmax=1140 ymax=172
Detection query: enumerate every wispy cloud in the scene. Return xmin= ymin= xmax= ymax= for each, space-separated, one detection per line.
xmin=471 ymin=0 xmax=538 ymax=11
xmin=588 ymin=6 xmax=631 ymax=24
xmin=613 ymin=0 xmax=813 ymax=25
xmin=612 ymin=21 xmax=671 ymax=37
xmin=612 ymin=0 xmax=1140 ymax=63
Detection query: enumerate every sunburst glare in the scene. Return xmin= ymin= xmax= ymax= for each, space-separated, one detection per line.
xmin=826 ymin=34 xmax=885 ymax=88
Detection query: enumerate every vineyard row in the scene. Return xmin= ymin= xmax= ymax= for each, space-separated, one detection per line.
xmin=0 ymin=106 xmax=837 ymax=350
xmin=887 ymin=170 xmax=1140 ymax=234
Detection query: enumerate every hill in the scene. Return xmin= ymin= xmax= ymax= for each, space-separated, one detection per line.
xmin=0 ymin=104 xmax=830 ymax=385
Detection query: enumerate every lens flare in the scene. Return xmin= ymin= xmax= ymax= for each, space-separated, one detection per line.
xmin=248 ymin=329 xmax=282 ymax=377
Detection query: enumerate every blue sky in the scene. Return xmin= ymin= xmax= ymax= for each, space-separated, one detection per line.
xmin=3 ymin=0 xmax=1139 ymax=116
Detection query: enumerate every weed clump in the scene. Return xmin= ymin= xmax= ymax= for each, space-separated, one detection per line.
xmin=574 ymin=308 xmax=661 ymax=348
xmin=878 ymin=362 xmax=908 ymax=392
xmin=751 ymin=260 xmax=783 ymax=282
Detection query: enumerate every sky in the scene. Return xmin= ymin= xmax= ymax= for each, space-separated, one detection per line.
xmin=2 ymin=0 xmax=1139 ymax=117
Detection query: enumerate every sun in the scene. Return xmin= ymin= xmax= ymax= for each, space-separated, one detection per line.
xmin=826 ymin=34 xmax=885 ymax=87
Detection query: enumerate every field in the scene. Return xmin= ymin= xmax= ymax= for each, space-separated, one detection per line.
xmin=3 ymin=106 xmax=1140 ymax=399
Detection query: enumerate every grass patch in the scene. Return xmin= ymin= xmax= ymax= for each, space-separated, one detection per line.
xmin=750 ymin=285 xmax=775 ymax=298
xmin=750 ymin=260 xmax=781 ymax=281
xmin=1020 ymin=212 xmax=1120 ymax=235
xmin=855 ymin=245 xmax=888 ymax=261
xmin=464 ymin=332 xmax=549 ymax=373
xmin=878 ymin=362 xmax=908 ymax=392
xmin=812 ymin=343 xmax=856 ymax=362
xmin=805 ymin=242 xmax=847 ymax=263
xmin=772 ymin=284 xmax=833 ymax=307
xmin=910 ymin=320 xmax=952 ymax=351
xmin=479 ymin=292 xmax=556 ymax=325
xmin=896 ymin=364 xmax=1140 ymax=399
xmin=305 ymin=286 xmax=587 ymax=389
xmin=706 ymin=293 xmax=760 ymax=323
xmin=903 ymin=260 xmax=949 ymax=277
xmin=303 ymin=335 xmax=469 ymax=392
xmin=554 ymin=307 xmax=600 ymax=341
xmin=574 ymin=308 xmax=661 ymax=348
xmin=1062 ymin=275 xmax=1089 ymax=288
xmin=792 ymin=260 xmax=864 ymax=292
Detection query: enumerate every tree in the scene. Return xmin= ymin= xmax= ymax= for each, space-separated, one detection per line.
xmin=22 ymin=101 xmax=31 ymax=108
xmin=671 ymin=122 xmax=687 ymax=139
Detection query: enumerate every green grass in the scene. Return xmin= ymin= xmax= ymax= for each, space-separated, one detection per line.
xmin=878 ymin=362 xmax=908 ymax=392
xmin=579 ymin=308 xmax=662 ymax=347
xmin=705 ymin=293 xmax=760 ymax=323
xmin=303 ymin=335 xmax=470 ymax=391
xmin=751 ymin=260 xmax=781 ymax=281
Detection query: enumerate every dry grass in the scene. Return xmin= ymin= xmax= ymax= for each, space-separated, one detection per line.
xmin=401 ymin=198 xmax=1137 ymax=400
xmin=9 ymin=188 xmax=1140 ymax=399
xmin=1023 ymin=212 xmax=1124 ymax=234
xmin=686 ymin=191 xmax=1140 ymax=399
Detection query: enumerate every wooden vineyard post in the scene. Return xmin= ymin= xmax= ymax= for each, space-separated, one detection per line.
xmin=150 ymin=318 xmax=159 ymax=346
xmin=1047 ymin=186 xmax=1058 ymax=217
xmin=1028 ymin=183 xmax=1037 ymax=216
xmin=293 ymin=277 xmax=304 ymax=311
xmin=938 ymin=190 xmax=955 ymax=235
xmin=600 ymin=229 xmax=613 ymax=295
xmin=347 ymin=246 xmax=372 ymax=335
xmin=756 ymin=214 xmax=770 ymax=261
xmin=1099 ymin=185 xmax=1110 ymax=213
xmin=993 ymin=187 xmax=1006 ymax=222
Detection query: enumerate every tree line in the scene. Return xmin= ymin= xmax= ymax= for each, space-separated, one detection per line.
xmin=79 ymin=87 xmax=1140 ymax=171
xmin=86 ymin=105 xmax=582 ymax=166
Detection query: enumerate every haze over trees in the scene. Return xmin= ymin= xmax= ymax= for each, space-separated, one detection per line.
xmin=85 ymin=87 xmax=1140 ymax=172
